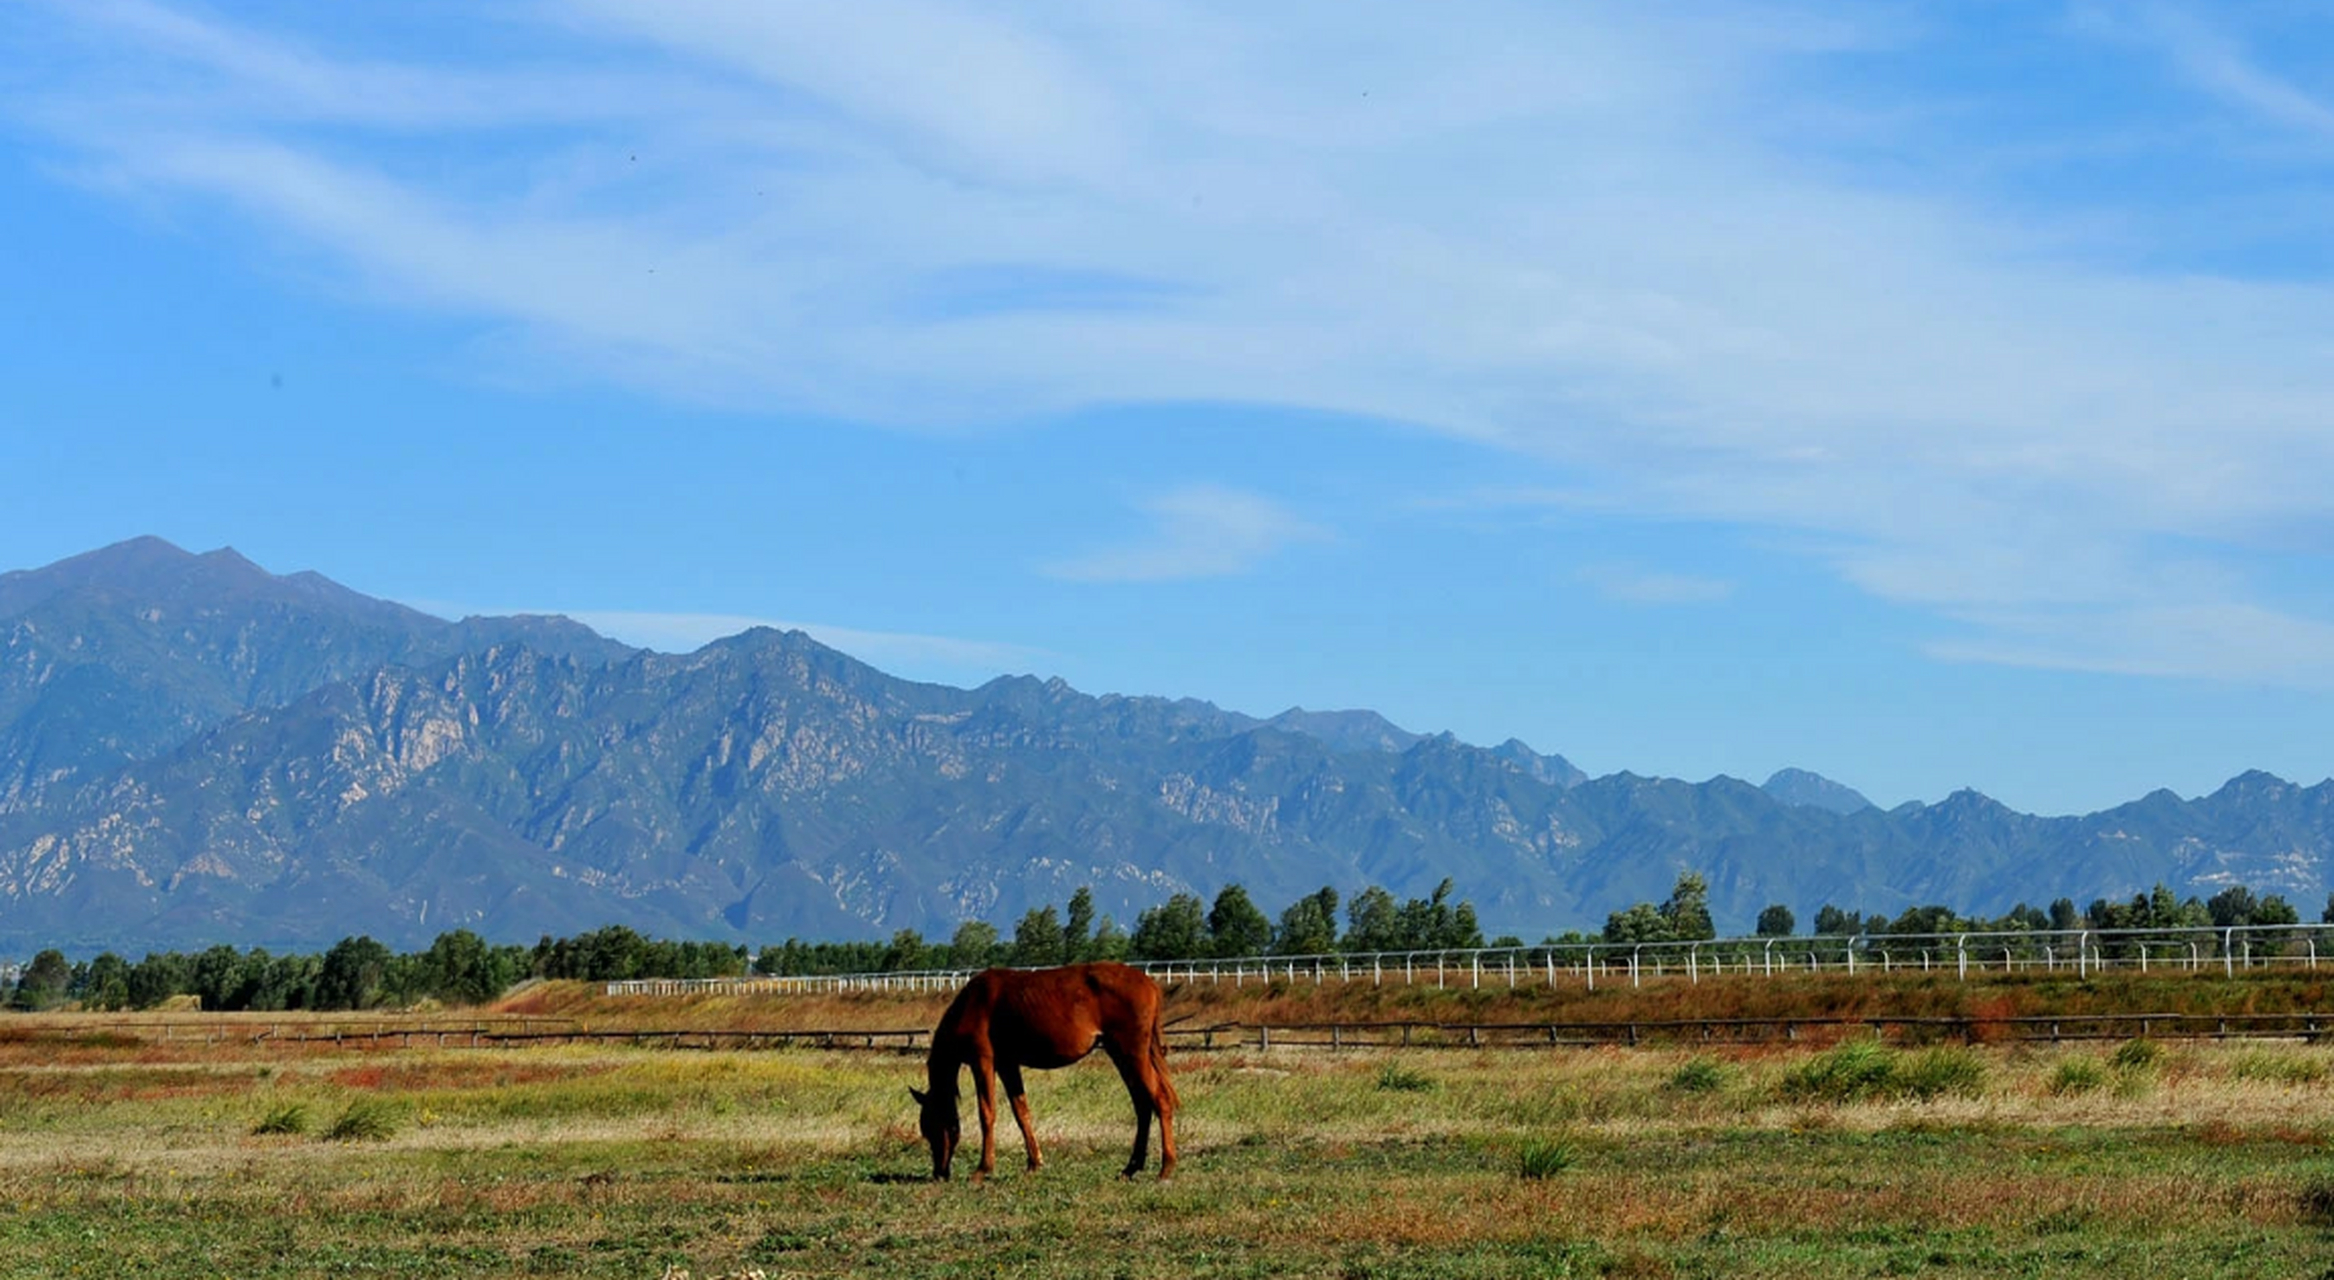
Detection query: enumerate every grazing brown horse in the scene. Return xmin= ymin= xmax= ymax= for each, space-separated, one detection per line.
xmin=910 ymin=962 xmax=1178 ymax=1181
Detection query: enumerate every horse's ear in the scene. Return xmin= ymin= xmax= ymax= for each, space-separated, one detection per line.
xmin=908 ymin=1087 xmax=927 ymax=1106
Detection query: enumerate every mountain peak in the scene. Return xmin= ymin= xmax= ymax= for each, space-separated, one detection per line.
xmin=1261 ymin=707 xmax=1424 ymax=755
xmin=1761 ymin=768 xmax=1875 ymax=815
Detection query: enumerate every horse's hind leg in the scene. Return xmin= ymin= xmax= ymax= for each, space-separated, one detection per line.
xmin=999 ymin=1063 xmax=1043 ymax=1171
xmin=1147 ymin=1033 xmax=1177 ymax=1180
xmin=1104 ymin=1043 xmax=1156 ymax=1179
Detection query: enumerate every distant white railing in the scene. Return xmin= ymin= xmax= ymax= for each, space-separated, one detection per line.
xmin=604 ymin=923 xmax=2334 ymax=996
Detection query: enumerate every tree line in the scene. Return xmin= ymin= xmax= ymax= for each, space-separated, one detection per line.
xmin=14 ymin=875 xmax=2334 ymax=1010
xmin=1584 ymin=873 xmax=2330 ymax=956
xmin=6 ymin=925 xmax=746 ymax=1014
xmin=755 ymin=879 xmax=1491 ymax=975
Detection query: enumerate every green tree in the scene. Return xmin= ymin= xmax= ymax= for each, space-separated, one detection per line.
xmin=314 ymin=936 xmax=393 ymax=1011
xmin=1088 ymin=915 xmax=1130 ymax=961
xmin=1063 ymin=887 xmax=1096 ymax=962
xmin=1813 ymin=905 xmax=1858 ymax=936
xmin=127 ymin=952 xmax=189 ymax=1009
xmin=421 ymin=929 xmax=512 ymax=1005
xmin=881 ymin=929 xmax=929 ymax=972
xmin=1342 ymin=886 xmax=1402 ymax=952
xmin=1206 ymin=885 xmax=1273 ymax=958
xmin=1602 ymin=901 xmax=1668 ymax=944
xmin=1011 ymin=906 xmax=1066 ymax=968
xmin=83 ymin=952 xmax=132 ymax=1011
xmin=11 ymin=949 xmax=70 ymax=1011
xmin=1659 ymin=873 xmax=1715 ymax=941
xmin=1755 ymin=904 xmax=1796 ymax=937
xmin=1130 ymin=893 xmax=1209 ymax=961
xmin=1274 ymin=886 xmax=1341 ymax=955
xmin=947 ymin=921 xmax=1001 ymax=970
xmin=2207 ymin=885 xmax=2258 ymax=928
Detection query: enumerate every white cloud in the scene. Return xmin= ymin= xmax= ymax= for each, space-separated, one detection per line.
xmin=1044 ymin=486 xmax=1327 ymax=583
xmin=14 ymin=1 xmax=2334 ymax=681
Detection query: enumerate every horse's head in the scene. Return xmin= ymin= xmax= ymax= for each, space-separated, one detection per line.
xmin=907 ymin=1086 xmax=959 ymax=1180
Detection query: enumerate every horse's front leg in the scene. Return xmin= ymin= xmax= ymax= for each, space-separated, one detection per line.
xmin=971 ymin=1056 xmax=999 ymax=1181
xmin=999 ymin=1064 xmax=1043 ymax=1171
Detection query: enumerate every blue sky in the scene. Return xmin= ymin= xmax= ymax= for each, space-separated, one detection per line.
xmin=5 ymin=0 xmax=2334 ymax=815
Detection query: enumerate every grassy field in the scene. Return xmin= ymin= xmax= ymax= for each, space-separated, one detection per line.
xmin=3 ymin=982 xmax=2334 ymax=1277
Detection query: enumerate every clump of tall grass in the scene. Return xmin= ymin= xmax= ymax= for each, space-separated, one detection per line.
xmin=1897 ymin=1048 xmax=1987 ymax=1100
xmin=1666 ymin=1056 xmax=1728 ymax=1095
xmin=2048 ymin=1057 xmax=2106 ymax=1096
xmin=1778 ymin=1039 xmax=1986 ymax=1104
xmin=251 ymin=1103 xmax=308 ymax=1136
xmin=1374 ymin=1062 xmax=1436 ymax=1093
xmin=323 ymin=1100 xmax=400 ymax=1142
xmin=2228 ymin=1050 xmax=2328 ymax=1086
xmin=1517 ymin=1137 xmax=1577 ymax=1179
xmin=2109 ymin=1038 xmax=2162 ymax=1072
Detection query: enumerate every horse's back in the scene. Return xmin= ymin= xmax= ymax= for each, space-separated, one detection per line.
xmin=978 ymin=963 xmax=1160 ymax=1068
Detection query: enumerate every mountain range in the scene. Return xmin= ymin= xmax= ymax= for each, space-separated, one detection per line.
xmin=0 ymin=537 xmax=2328 ymax=953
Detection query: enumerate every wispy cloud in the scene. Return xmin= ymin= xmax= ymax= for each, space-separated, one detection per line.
xmin=1044 ymin=486 xmax=1327 ymax=583
xmin=1578 ymin=564 xmax=1735 ymax=606
xmin=2083 ymin=2 xmax=2334 ymax=138
xmin=13 ymin=1 xmax=2334 ymax=682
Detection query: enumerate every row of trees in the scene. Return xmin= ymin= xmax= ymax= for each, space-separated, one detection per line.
xmin=6 ymin=925 xmax=748 ymax=1013
xmin=754 ymin=880 xmax=1492 ymax=975
xmin=1586 ymin=875 xmax=2328 ymax=949
xmin=17 ymin=877 xmax=2334 ymax=1009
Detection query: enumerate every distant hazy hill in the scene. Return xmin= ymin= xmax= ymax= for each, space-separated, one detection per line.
xmin=0 ymin=538 xmax=2327 ymax=952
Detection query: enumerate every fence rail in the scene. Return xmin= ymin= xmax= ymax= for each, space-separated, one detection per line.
xmin=605 ymin=922 xmax=2334 ymax=997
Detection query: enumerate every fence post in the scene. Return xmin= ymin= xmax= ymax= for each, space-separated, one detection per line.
xmin=1956 ymin=934 xmax=1967 ymax=981
xmin=2224 ymin=928 xmax=2236 ymax=978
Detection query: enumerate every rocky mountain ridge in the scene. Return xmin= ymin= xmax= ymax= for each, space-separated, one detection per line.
xmin=0 ymin=538 xmax=2326 ymax=952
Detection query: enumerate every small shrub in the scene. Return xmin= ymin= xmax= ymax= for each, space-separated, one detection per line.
xmin=1898 ymin=1048 xmax=1987 ymax=1100
xmin=1780 ymin=1039 xmax=1898 ymax=1104
xmin=323 ymin=1100 xmax=400 ymax=1143
xmin=2109 ymin=1039 xmax=2162 ymax=1072
xmin=252 ymin=1103 xmax=309 ymax=1136
xmin=1517 ymin=1138 xmax=1576 ymax=1179
xmin=1374 ymin=1062 xmax=1436 ymax=1093
xmin=1667 ymin=1056 xmax=1728 ymax=1095
xmin=2298 ymin=1173 xmax=2334 ymax=1227
xmin=2049 ymin=1057 xmax=2106 ymax=1096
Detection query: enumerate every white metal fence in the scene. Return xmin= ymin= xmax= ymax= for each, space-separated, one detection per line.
xmin=605 ymin=922 xmax=2334 ymax=996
